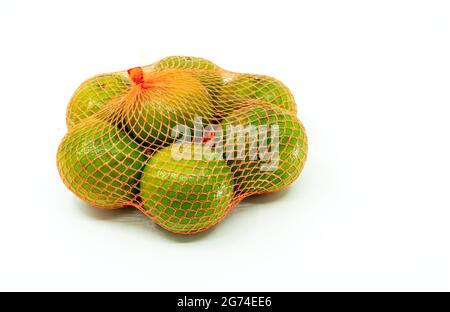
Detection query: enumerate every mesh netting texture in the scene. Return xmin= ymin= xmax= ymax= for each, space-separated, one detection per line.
xmin=57 ymin=56 xmax=308 ymax=234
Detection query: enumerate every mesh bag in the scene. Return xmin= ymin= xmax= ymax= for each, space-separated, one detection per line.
xmin=57 ymin=56 xmax=308 ymax=234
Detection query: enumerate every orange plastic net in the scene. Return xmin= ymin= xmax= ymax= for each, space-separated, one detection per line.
xmin=57 ymin=56 xmax=308 ymax=234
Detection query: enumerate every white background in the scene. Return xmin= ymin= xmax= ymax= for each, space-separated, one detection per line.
xmin=0 ymin=0 xmax=449 ymax=291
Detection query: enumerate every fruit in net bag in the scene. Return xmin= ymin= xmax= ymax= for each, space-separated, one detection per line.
xmin=222 ymin=103 xmax=307 ymax=196
xmin=123 ymin=67 xmax=214 ymax=148
xmin=66 ymin=73 xmax=131 ymax=128
xmin=140 ymin=144 xmax=234 ymax=234
xmin=57 ymin=118 xmax=146 ymax=208
xmin=57 ymin=57 xmax=308 ymax=234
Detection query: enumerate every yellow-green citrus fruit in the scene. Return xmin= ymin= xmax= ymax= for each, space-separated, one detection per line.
xmin=219 ymin=74 xmax=297 ymax=115
xmin=123 ymin=69 xmax=214 ymax=147
xmin=152 ymin=56 xmax=224 ymax=117
xmin=153 ymin=56 xmax=220 ymax=71
xmin=140 ymin=145 xmax=234 ymax=234
xmin=57 ymin=119 xmax=146 ymax=208
xmin=222 ymin=104 xmax=307 ymax=195
xmin=66 ymin=74 xmax=131 ymax=128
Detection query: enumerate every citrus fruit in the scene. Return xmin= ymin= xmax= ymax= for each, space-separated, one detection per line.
xmin=140 ymin=144 xmax=234 ymax=234
xmin=66 ymin=73 xmax=131 ymax=128
xmin=219 ymin=74 xmax=297 ymax=115
xmin=123 ymin=68 xmax=214 ymax=148
xmin=222 ymin=104 xmax=307 ymax=195
xmin=152 ymin=56 xmax=224 ymax=118
xmin=153 ymin=56 xmax=220 ymax=71
xmin=57 ymin=119 xmax=146 ymax=208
